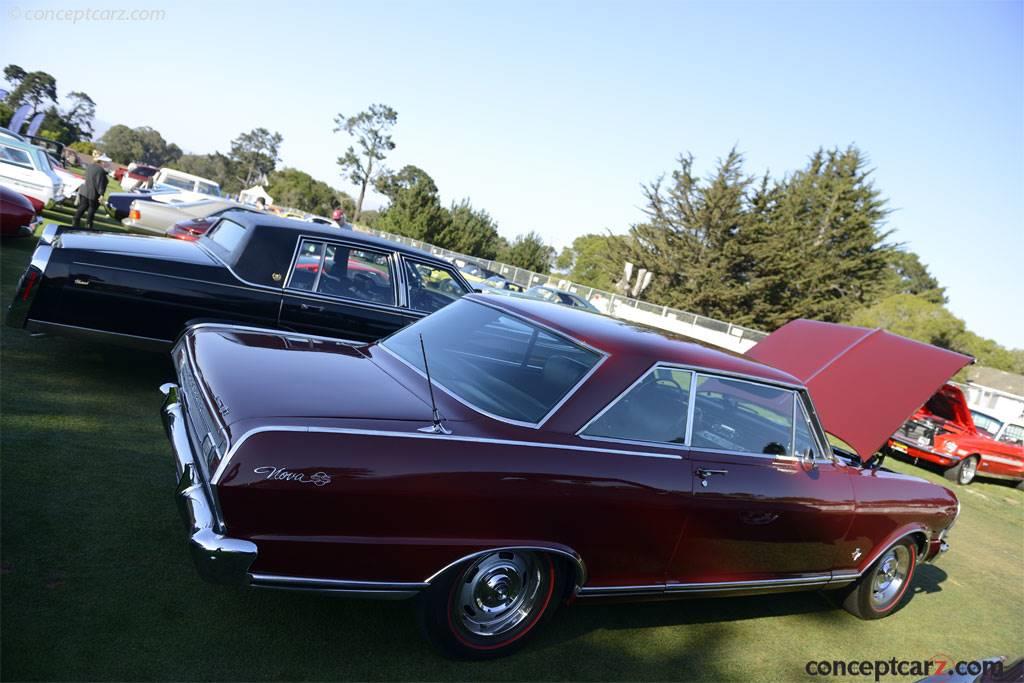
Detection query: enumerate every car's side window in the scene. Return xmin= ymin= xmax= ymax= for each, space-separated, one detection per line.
xmin=691 ymin=375 xmax=794 ymax=456
xmin=582 ymin=368 xmax=693 ymax=445
xmin=793 ymin=398 xmax=820 ymax=460
xmin=287 ymin=239 xmax=325 ymax=291
xmin=317 ymin=244 xmax=395 ymax=305
xmin=206 ymin=218 xmax=247 ymax=252
xmin=1000 ymin=424 xmax=1024 ymax=447
xmin=0 ymin=145 xmax=33 ymax=169
xmin=405 ymin=260 xmax=472 ymax=313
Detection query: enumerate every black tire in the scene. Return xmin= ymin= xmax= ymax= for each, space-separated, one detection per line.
xmin=841 ymin=538 xmax=917 ymax=620
xmin=417 ymin=550 xmax=564 ymax=660
xmin=944 ymin=456 xmax=979 ymax=485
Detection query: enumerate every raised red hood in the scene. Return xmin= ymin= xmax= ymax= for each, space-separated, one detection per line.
xmin=746 ymin=320 xmax=972 ymax=458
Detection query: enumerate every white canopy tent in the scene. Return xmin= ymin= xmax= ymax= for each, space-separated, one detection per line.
xmin=239 ymin=185 xmax=273 ymax=206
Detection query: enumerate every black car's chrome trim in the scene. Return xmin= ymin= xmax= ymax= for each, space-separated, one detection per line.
xmin=577 ymin=573 xmax=849 ymax=598
xmin=25 ymin=319 xmax=171 ymax=351
xmin=210 ymin=425 xmax=683 ymax=486
xmin=6 ymin=242 xmax=53 ymax=329
xmin=249 ymin=573 xmax=425 ymax=599
xmin=39 ymin=222 xmax=60 ymax=245
xmin=161 ymin=384 xmax=257 ymax=586
xmin=424 ymin=545 xmax=588 ymax=589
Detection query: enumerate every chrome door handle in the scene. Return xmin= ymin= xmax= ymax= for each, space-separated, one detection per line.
xmin=300 ymin=303 xmax=324 ymax=312
xmin=696 ymin=468 xmax=728 ymax=488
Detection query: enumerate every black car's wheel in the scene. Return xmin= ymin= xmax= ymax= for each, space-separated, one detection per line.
xmin=417 ymin=550 xmax=563 ymax=659
xmin=944 ymin=455 xmax=978 ymax=485
xmin=841 ymin=539 xmax=917 ymax=619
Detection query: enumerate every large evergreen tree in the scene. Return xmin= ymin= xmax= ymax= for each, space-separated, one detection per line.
xmin=374 ymin=165 xmax=449 ymax=242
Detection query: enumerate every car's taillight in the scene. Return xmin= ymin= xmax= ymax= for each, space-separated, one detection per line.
xmin=129 ymin=209 xmax=140 ymax=220
xmin=21 ymin=270 xmax=38 ymax=301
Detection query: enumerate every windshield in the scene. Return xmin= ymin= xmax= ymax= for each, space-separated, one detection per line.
xmin=382 ymin=299 xmax=603 ymax=425
xmin=970 ymin=410 xmax=1002 ymax=437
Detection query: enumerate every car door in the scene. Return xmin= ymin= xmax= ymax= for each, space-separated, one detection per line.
xmin=278 ymin=238 xmax=419 ymax=342
xmin=671 ymin=373 xmax=855 ymax=583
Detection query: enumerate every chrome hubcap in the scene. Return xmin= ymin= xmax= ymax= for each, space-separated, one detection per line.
xmin=870 ymin=546 xmax=910 ymax=609
xmin=960 ymin=459 xmax=977 ymax=483
xmin=454 ymin=551 xmax=543 ymax=638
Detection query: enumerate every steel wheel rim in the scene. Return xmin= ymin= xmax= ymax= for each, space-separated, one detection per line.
xmin=960 ymin=459 xmax=976 ymax=483
xmin=870 ymin=545 xmax=911 ymax=609
xmin=453 ymin=551 xmax=543 ymax=639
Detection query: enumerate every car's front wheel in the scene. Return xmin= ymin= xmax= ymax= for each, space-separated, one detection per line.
xmin=418 ymin=550 xmax=563 ymax=659
xmin=945 ymin=455 xmax=979 ymax=485
xmin=841 ymin=539 xmax=917 ymax=619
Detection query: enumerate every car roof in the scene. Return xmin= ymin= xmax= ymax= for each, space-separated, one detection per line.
xmin=468 ymin=293 xmax=802 ymax=387
xmin=227 ymin=211 xmax=455 ymax=264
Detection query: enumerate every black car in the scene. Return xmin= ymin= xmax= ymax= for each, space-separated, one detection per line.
xmin=7 ymin=212 xmax=475 ymax=349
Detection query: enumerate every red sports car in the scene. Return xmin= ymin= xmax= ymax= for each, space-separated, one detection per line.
xmin=0 ymin=185 xmax=38 ymax=237
xmin=161 ymin=298 xmax=968 ymax=658
xmin=887 ymin=383 xmax=1024 ymax=487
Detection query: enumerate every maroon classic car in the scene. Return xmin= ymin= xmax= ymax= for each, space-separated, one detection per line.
xmin=161 ymin=296 xmax=969 ymax=658
xmin=0 ymin=185 xmax=38 ymax=237
xmin=887 ymin=384 xmax=1024 ymax=487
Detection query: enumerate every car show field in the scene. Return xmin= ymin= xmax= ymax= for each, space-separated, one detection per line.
xmin=2 ymin=226 xmax=1022 ymax=680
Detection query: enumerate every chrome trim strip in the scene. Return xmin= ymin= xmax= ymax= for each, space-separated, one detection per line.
xmin=378 ymin=304 xmax=610 ymax=430
xmin=423 ymin=545 xmax=588 ymax=588
xmin=250 ymin=573 xmax=427 ymax=590
xmin=210 ymin=425 xmax=682 ymax=485
xmin=577 ymin=573 xmax=839 ymax=597
xmin=72 ymin=261 xmax=279 ymax=296
xmin=25 ymin=319 xmax=170 ymax=350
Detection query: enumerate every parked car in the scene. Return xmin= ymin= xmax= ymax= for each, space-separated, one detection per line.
xmin=0 ymin=185 xmax=39 ymax=237
xmin=160 ymin=301 xmax=967 ymax=659
xmin=887 ymin=384 xmax=1024 ymax=487
xmin=7 ymin=214 xmax=475 ymax=349
xmin=120 ymin=164 xmax=159 ymax=192
xmin=123 ymin=198 xmax=242 ymax=233
xmin=166 ymin=207 xmax=261 ymax=241
xmin=525 ymin=285 xmax=601 ymax=313
xmin=45 ymin=153 xmax=84 ymax=198
xmin=970 ymin=410 xmax=1024 ymax=447
xmin=455 ymin=260 xmax=496 ymax=283
xmin=105 ymin=187 xmax=184 ymax=219
xmin=480 ymin=275 xmax=525 ymax=292
xmin=0 ymin=136 xmax=64 ymax=211
xmin=151 ymin=168 xmax=221 ymax=202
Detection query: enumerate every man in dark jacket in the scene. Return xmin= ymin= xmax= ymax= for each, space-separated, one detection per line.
xmin=72 ymin=161 xmax=109 ymax=229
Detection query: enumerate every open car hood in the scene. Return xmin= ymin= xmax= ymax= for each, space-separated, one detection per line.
xmin=745 ymin=320 xmax=972 ymax=458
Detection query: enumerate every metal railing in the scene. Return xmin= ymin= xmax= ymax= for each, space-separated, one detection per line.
xmin=354 ymin=225 xmax=768 ymax=351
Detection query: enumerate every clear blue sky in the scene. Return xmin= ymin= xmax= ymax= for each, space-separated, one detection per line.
xmin=3 ymin=0 xmax=1021 ymax=346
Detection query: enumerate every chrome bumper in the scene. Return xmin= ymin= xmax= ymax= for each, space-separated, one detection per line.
xmin=161 ymin=383 xmax=257 ymax=585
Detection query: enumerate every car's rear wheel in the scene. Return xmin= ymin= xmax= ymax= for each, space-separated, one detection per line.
xmin=841 ymin=539 xmax=917 ymax=619
xmin=945 ymin=455 xmax=978 ymax=485
xmin=418 ymin=550 xmax=563 ymax=659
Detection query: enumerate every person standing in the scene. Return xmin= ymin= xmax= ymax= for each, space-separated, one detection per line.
xmin=72 ymin=160 xmax=108 ymax=229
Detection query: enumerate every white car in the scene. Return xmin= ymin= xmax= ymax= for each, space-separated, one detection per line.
xmin=122 ymin=197 xmax=242 ymax=234
xmin=46 ymin=153 xmax=85 ymax=198
xmin=0 ymin=137 xmax=64 ymax=210
xmin=150 ymin=168 xmax=221 ymax=203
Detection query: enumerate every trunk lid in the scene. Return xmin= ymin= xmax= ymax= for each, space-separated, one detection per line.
xmin=745 ymin=319 xmax=972 ymax=458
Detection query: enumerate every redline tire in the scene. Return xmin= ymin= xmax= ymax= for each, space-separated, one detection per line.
xmin=417 ymin=550 xmax=564 ymax=660
xmin=842 ymin=539 xmax=917 ymax=620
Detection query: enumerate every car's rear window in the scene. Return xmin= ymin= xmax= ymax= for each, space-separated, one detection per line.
xmin=162 ymin=176 xmax=194 ymax=190
xmin=382 ymin=299 xmax=602 ymax=425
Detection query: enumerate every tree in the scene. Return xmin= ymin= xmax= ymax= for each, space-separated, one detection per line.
xmin=334 ymin=104 xmax=397 ymax=221
xmin=847 ymin=294 xmax=965 ymax=350
xmin=880 ymin=250 xmax=946 ymax=304
xmin=622 ymin=150 xmax=755 ymax=321
xmin=436 ymin=199 xmax=503 ymax=259
xmin=3 ymin=64 xmax=27 ymax=88
xmin=374 ymin=165 xmax=449 ymax=241
xmin=98 ymin=125 xmax=181 ymax=166
xmin=500 ymin=232 xmax=555 ymax=273
xmin=555 ymin=233 xmax=623 ymax=291
xmin=267 ymin=168 xmax=352 ymax=216
xmin=229 ymin=127 xmax=282 ymax=187
xmin=5 ymin=70 xmax=57 ymax=116
xmin=63 ymin=91 xmax=96 ymax=140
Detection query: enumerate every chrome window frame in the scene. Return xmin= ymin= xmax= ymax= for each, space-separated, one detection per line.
xmin=576 ymin=361 xmax=834 ymax=464
xmin=284 ymin=236 xmax=400 ymax=309
xmin=379 ymin=298 xmax=609 ymax=430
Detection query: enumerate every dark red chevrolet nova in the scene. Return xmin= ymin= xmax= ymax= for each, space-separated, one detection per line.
xmin=161 ymin=295 xmax=969 ymax=658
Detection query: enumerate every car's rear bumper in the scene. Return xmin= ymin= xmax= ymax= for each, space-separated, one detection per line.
xmin=160 ymin=382 xmax=257 ymax=586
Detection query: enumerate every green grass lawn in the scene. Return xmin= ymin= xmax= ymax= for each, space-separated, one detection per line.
xmin=1 ymin=228 xmax=1022 ymax=681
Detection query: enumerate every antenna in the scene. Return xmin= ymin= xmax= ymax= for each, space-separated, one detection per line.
xmin=418 ymin=333 xmax=451 ymax=434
